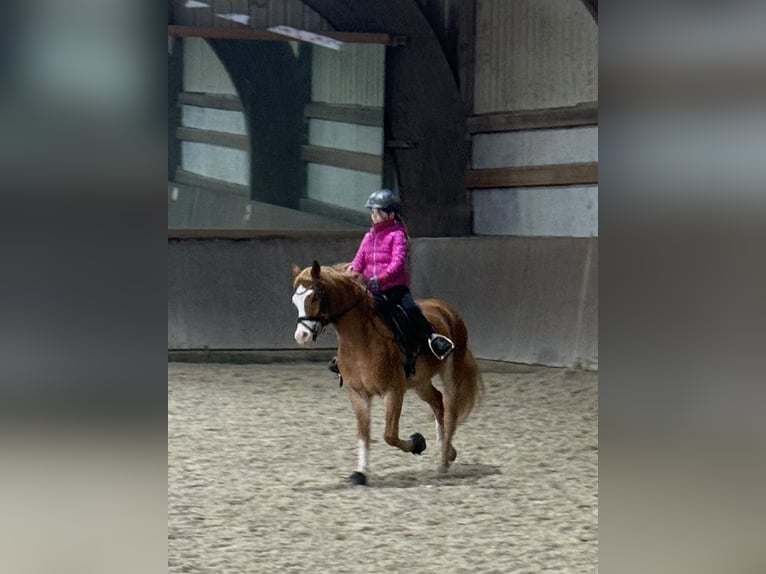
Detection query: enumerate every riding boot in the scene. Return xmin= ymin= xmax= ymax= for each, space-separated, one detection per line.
xmin=328 ymin=356 xmax=343 ymax=387
xmin=404 ymin=351 xmax=418 ymax=378
xmin=428 ymin=334 xmax=455 ymax=360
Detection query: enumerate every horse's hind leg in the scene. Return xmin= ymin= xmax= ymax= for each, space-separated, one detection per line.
xmin=414 ymin=382 xmax=456 ymax=471
xmin=383 ymin=389 xmax=426 ymax=455
xmin=439 ymin=362 xmax=461 ymax=473
xmin=347 ymin=388 xmax=371 ymax=485
xmin=440 ymin=396 xmax=459 ymax=473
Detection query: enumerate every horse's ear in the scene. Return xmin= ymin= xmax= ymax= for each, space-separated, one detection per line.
xmin=291 ymin=264 xmax=301 ymax=278
xmin=311 ymin=260 xmax=321 ymax=280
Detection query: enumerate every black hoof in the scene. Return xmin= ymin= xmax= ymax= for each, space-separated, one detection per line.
xmin=410 ymin=433 xmax=427 ymax=455
xmin=348 ymin=471 xmax=367 ymax=486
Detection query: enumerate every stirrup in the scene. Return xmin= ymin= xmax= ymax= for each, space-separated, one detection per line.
xmin=428 ymin=334 xmax=455 ymax=360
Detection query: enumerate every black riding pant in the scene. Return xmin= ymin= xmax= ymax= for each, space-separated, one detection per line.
xmin=376 ymin=285 xmax=434 ymax=345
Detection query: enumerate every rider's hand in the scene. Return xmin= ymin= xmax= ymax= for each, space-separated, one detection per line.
xmin=367 ymin=276 xmax=380 ymax=292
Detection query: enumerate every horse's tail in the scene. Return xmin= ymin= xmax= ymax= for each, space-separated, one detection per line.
xmin=449 ymin=331 xmax=484 ymax=424
xmin=436 ymin=309 xmax=483 ymax=424
xmin=420 ymin=298 xmax=484 ymax=423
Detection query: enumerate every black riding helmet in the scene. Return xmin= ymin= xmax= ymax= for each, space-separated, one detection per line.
xmin=364 ymin=189 xmax=402 ymax=214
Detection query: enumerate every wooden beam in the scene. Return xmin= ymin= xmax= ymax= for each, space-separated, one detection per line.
xmin=178 ymin=92 xmax=244 ymax=111
xmin=167 ymin=25 xmax=395 ymax=45
xmin=303 ymin=102 xmax=383 ymax=127
xmin=300 ymin=145 xmax=382 ymax=174
xmin=467 ymin=103 xmax=598 ymax=134
xmin=466 ymin=162 xmax=598 ymax=189
xmin=176 ymin=126 xmax=249 ymax=150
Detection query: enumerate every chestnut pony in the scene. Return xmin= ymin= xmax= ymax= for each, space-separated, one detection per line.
xmin=292 ymin=261 xmax=483 ymax=485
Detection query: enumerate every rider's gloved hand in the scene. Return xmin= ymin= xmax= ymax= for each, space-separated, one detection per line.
xmin=367 ymin=276 xmax=380 ymax=292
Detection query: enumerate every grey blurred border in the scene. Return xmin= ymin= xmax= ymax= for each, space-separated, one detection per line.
xmin=601 ymin=1 xmax=766 ymax=573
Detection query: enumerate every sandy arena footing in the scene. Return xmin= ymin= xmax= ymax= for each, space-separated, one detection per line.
xmin=168 ymin=361 xmax=598 ymax=573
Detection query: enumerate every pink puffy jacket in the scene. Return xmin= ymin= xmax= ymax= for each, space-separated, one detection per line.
xmin=348 ymin=218 xmax=409 ymax=291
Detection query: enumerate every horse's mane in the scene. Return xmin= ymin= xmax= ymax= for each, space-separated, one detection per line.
xmin=293 ymin=262 xmax=375 ymax=315
xmin=322 ymin=265 xmax=374 ymax=309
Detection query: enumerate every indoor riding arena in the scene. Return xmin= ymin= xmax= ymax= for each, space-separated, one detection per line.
xmin=168 ymin=1 xmax=598 ymax=572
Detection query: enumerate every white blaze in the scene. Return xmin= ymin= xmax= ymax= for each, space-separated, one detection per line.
xmin=292 ymin=285 xmax=316 ymax=345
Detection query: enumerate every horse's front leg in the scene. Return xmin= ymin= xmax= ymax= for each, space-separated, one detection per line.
xmin=383 ymin=389 xmax=427 ymax=456
xmin=347 ymin=388 xmax=371 ymax=485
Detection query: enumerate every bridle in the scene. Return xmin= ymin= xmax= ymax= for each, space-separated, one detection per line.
xmin=295 ymin=283 xmax=363 ymax=342
xmin=296 ymin=314 xmax=328 ymax=342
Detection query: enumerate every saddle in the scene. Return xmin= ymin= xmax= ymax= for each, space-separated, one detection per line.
xmin=373 ymin=293 xmax=421 ymax=377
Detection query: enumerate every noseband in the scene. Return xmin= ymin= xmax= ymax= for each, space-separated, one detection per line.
xmin=296 ymin=314 xmax=328 ymax=342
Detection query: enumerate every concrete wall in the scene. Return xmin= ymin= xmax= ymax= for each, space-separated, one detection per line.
xmin=472 ymin=127 xmax=598 ymax=168
xmin=168 ymin=234 xmax=362 ymax=350
xmin=182 ymin=37 xmax=237 ymax=96
xmin=180 ymin=105 xmax=249 ymax=187
xmin=305 ymin=119 xmax=383 ymax=212
xmin=305 ymin=43 xmax=385 ymax=214
xmin=168 ymin=235 xmax=597 ymax=369
xmin=470 ymin=1 xmax=598 ymax=238
xmin=410 ymin=238 xmax=597 ymax=369
xmin=471 ymin=126 xmax=598 ymax=237
xmin=181 ymin=38 xmax=249 ymax=188
xmin=310 ymin=43 xmax=384 ymax=107
xmin=167 ymin=185 xmax=364 ymax=230
xmin=473 ymin=186 xmax=598 ymax=237
xmin=473 ymin=0 xmax=598 ymax=112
